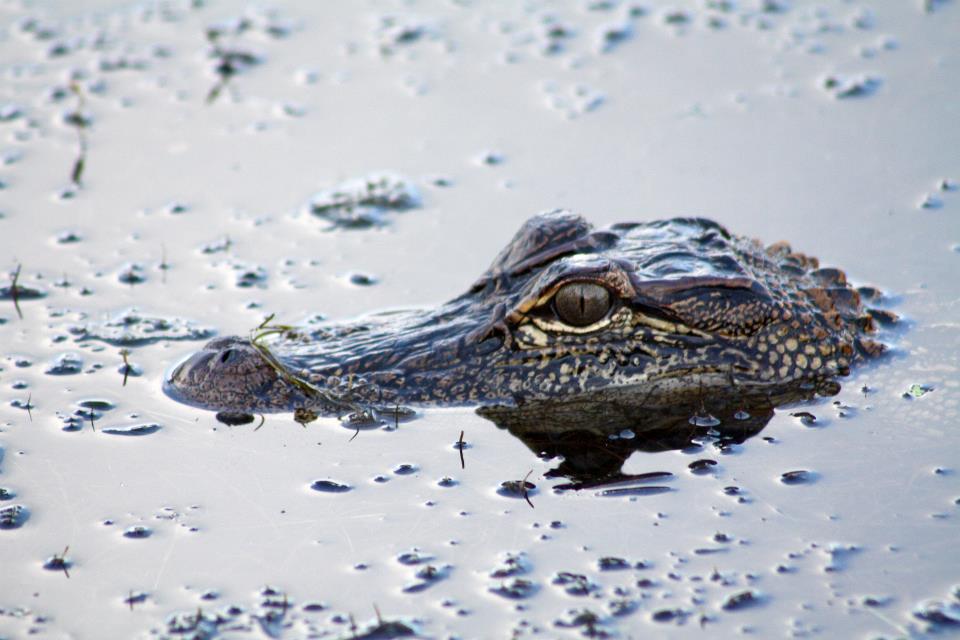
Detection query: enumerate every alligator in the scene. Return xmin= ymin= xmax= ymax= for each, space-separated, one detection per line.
xmin=165 ymin=210 xmax=892 ymax=447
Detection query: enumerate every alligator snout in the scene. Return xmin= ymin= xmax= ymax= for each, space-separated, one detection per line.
xmin=164 ymin=336 xmax=302 ymax=412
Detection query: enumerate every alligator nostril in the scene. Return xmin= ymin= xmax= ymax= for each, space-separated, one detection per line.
xmin=219 ymin=349 xmax=233 ymax=364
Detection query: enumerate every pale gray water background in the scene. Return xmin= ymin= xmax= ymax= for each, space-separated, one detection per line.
xmin=0 ymin=0 xmax=958 ymax=638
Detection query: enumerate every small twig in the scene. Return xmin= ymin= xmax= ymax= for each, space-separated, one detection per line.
xmin=68 ymin=82 xmax=89 ymax=187
xmin=349 ymin=423 xmax=360 ymax=442
xmin=54 ymin=545 xmax=70 ymax=578
xmin=26 ymin=393 xmax=33 ymax=422
xmin=159 ymin=244 xmax=169 ymax=284
xmin=120 ymin=349 xmax=131 ymax=387
xmin=522 ymin=470 xmax=534 ymax=509
xmin=88 ymin=409 xmax=96 ymax=432
xmin=254 ymin=414 xmax=266 ymax=431
xmin=10 ymin=264 xmax=22 ymax=320
xmin=457 ymin=430 xmax=465 ymax=470
xmin=128 ymin=589 xmax=134 ymax=611
xmin=349 ymin=613 xmax=358 ymax=639
xmin=373 ymin=603 xmax=382 ymax=625
xmin=189 ymin=607 xmax=202 ymax=631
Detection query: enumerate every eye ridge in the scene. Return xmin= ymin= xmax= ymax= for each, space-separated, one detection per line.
xmin=552 ymin=281 xmax=613 ymax=327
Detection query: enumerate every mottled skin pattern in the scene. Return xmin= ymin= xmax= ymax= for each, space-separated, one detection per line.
xmin=165 ymin=211 xmax=888 ymax=421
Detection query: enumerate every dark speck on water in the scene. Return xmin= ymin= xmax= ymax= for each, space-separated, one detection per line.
xmin=117 ymin=263 xmax=147 ymax=285
xmin=393 ymin=464 xmax=419 ymax=475
xmin=123 ymin=525 xmax=152 ymax=539
xmin=78 ymin=399 xmax=115 ymax=412
xmin=55 ymin=230 xmax=82 ymax=243
xmin=490 ymin=578 xmax=538 ymax=600
xmin=403 ymin=564 xmax=452 ymax=593
xmin=310 ymin=480 xmax=352 ymax=493
xmin=597 ymin=557 xmax=631 ymax=571
xmin=780 ymin=470 xmax=816 ymax=485
xmin=397 ymin=550 xmax=433 ymax=566
xmin=688 ymin=459 xmax=718 ymax=474
xmin=722 ymin=589 xmax=763 ymax=611
xmin=348 ymin=272 xmax=378 ymax=286
xmin=651 ymin=608 xmax=687 ymax=623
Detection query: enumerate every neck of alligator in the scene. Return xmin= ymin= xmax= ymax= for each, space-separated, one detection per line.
xmin=165 ymin=210 xmax=888 ymax=434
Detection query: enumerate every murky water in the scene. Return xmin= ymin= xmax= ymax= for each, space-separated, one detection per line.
xmin=1 ymin=0 xmax=958 ymax=638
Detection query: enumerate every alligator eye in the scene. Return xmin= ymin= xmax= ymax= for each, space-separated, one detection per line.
xmin=553 ymin=282 xmax=611 ymax=327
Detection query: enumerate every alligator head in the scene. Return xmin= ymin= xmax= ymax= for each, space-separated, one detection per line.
xmin=165 ymin=210 xmax=888 ymax=436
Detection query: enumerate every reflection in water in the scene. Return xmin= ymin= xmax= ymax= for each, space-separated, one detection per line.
xmin=478 ymin=393 xmax=805 ymax=490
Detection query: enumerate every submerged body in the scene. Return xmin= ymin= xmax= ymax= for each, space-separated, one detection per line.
xmin=165 ymin=211 xmax=889 ymax=423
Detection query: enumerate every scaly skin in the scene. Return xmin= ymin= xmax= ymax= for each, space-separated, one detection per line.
xmin=164 ymin=211 xmax=889 ymax=422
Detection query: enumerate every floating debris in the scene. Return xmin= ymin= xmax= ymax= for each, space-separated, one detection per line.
xmin=489 ymin=578 xmax=538 ymax=600
xmin=376 ymin=15 xmax=436 ymax=56
xmin=780 ymin=469 xmax=816 ymax=485
xmin=497 ymin=479 xmax=536 ymax=499
xmin=0 ymin=277 xmax=46 ymax=303
xmin=205 ymin=24 xmax=263 ymax=104
xmin=42 ymin=547 xmax=72 ymax=575
xmin=0 ymin=504 xmax=29 ymax=529
xmin=347 ymin=272 xmax=378 ymax=286
xmin=402 ymin=564 xmax=452 ymax=593
xmin=45 ymin=353 xmax=84 ymax=375
xmin=596 ymin=21 xmax=632 ymax=53
xmin=554 ymin=608 xmax=608 ymax=633
xmin=101 ymin=423 xmax=162 ymax=436
xmin=597 ymin=485 xmax=672 ymax=497
xmin=65 ymin=83 xmax=89 ymax=187
xmin=309 ymin=480 xmax=352 ymax=493
xmin=904 ymin=383 xmax=934 ymax=399
xmin=543 ymin=83 xmax=606 ymax=119
xmin=393 ymin=463 xmax=419 ymax=476
xmin=490 ymin=552 xmax=532 ymax=578
xmin=475 ymin=150 xmax=505 ymax=166
xmin=688 ymin=459 xmax=718 ymax=474
xmin=913 ymin=599 xmax=960 ymax=627
xmin=918 ymin=193 xmax=943 ymax=210
xmin=200 ymin=235 xmax=232 ymax=254
xmin=122 ymin=525 xmax=152 ymax=539
xmin=821 ymin=74 xmax=881 ymax=99
xmin=721 ymin=589 xmax=763 ymax=611
xmin=293 ymin=407 xmax=317 ymax=426
xmin=651 ymin=607 xmax=688 ymax=623
xmin=55 ymin=230 xmax=83 ymax=244
xmin=117 ymin=263 xmax=147 ymax=285
xmin=791 ymin=411 xmax=818 ymax=426
xmin=69 ymin=308 xmax=214 ymax=345
xmin=552 ymin=571 xmax=599 ymax=596
xmin=306 ymin=173 xmax=420 ymax=230
xmin=397 ymin=549 xmax=434 ymax=566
